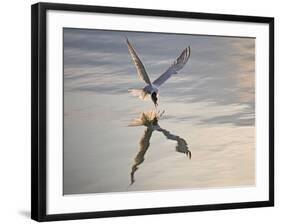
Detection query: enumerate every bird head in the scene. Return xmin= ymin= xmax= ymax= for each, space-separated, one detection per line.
xmin=151 ymin=92 xmax=158 ymax=107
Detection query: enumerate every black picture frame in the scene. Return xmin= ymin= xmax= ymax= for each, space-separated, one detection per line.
xmin=31 ymin=2 xmax=274 ymax=222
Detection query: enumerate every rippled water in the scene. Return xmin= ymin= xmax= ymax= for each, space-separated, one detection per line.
xmin=63 ymin=28 xmax=255 ymax=195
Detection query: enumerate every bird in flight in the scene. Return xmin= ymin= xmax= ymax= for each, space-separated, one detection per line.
xmin=126 ymin=38 xmax=191 ymax=107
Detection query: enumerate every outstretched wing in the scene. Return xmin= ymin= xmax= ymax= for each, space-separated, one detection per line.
xmin=126 ymin=38 xmax=151 ymax=85
xmin=153 ymin=46 xmax=191 ymax=87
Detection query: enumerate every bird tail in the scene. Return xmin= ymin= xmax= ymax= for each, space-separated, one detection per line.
xmin=128 ymin=88 xmax=149 ymax=100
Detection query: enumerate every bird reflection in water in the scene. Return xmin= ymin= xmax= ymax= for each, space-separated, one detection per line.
xmin=129 ymin=111 xmax=191 ymax=185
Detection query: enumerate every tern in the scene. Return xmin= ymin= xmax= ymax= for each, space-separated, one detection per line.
xmin=126 ymin=38 xmax=191 ymax=107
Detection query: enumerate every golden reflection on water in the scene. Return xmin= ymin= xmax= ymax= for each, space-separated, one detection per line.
xmin=129 ymin=111 xmax=191 ymax=185
xmin=63 ymin=30 xmax=256 ymax=194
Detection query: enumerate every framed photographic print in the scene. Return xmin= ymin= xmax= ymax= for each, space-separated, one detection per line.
xmin=31 ymin=2 xmax=274 ymax=222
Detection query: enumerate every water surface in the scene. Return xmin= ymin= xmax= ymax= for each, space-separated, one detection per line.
xmin=63 ymin=28 xmax=255 ymax=194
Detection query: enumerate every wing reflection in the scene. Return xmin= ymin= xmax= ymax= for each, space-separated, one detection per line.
xmin=129 ymin=111 xmax=191 ymax=185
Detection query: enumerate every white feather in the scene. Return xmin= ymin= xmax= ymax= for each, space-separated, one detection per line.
xmin=128 ymin=89 xmax=149 ymax=100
